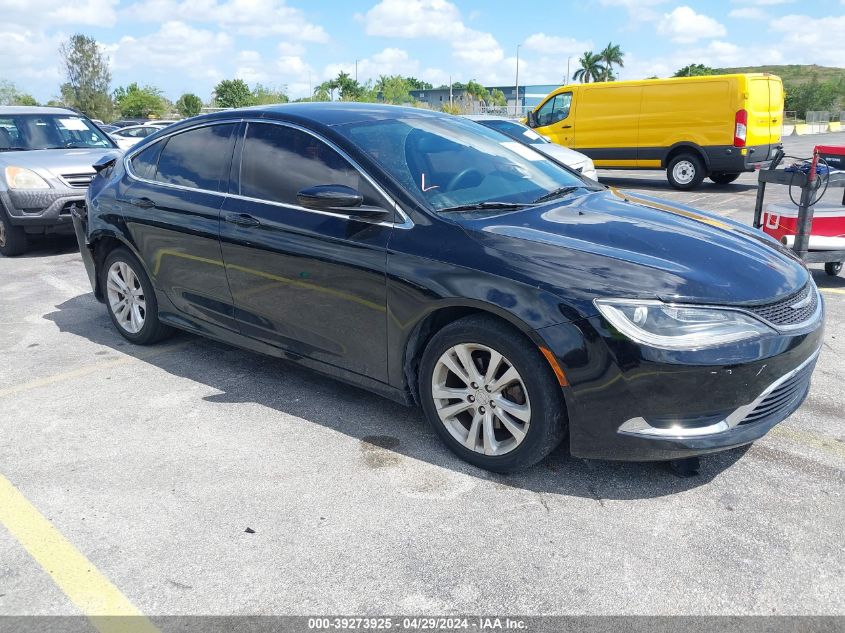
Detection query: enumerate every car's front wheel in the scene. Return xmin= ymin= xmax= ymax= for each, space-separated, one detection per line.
xmin=667 ymin=153 xmax=705 ymax=190
xmin=419 ymin=315 xmax=567 ymax=472
xmin=101 ymin=247 xmax=172 ymax=344
xmin=0 ymin=207 xmax=28 ymax=257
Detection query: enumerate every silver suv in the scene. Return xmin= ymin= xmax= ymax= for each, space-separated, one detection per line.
xmin=0 ymin=106 xmax=119 ymax=256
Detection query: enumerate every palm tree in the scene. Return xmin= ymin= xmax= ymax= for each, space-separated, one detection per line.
xmin=572 ymin=51 xmax=605 ymax=84
xmin=599 ymin=42 xmax=624 ymax=81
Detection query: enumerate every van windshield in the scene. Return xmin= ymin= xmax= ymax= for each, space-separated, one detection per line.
xmin=0 ymin=114 xmax=115 ymax=151
xmin=336 ymin=115 xmax=595 ymax=213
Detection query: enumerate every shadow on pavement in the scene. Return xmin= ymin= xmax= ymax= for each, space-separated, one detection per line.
xmin=46 ymin=292 xmax=749 ymax=503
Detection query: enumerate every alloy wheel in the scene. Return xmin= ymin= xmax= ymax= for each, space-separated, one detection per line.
xmin=106 ymin=260 xmax=146 ymax=334
xmin=431 ymin=343 xmax=531 ymax=456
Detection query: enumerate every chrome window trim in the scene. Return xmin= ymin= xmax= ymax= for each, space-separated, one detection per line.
xmin=123 ymin=117 xmax=413 ymax=230
xmin=618 ymin=345 xmax=821 ymax=439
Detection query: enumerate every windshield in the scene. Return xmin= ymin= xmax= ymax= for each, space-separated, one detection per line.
xmin=481 ymin=119 xmax=549 ymax=145
xmin=0 ymin=114 xmax=115 ymax=151
xmin=335 ymin=115 xmax=592 ymax=213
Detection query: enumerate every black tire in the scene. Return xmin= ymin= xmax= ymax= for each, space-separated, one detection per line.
xmin=0 ymin=206 xmax=28 ymax=257
xmin=709 ymin=172 xmax=741 ymax=185
xmin=100 ymin=247 xmax=173 ymax=345
xmin=418 ymin=314 xmax=567 ymax=473
xmin=825 ymin=261 xmax=843 ymax=277
xmin=667 ymin=153 xmax=705 ymax=190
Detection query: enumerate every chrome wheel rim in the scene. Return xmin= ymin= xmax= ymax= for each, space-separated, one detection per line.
xmin=431 ymin=343 xmax=531 ymax=456
xmin=672 ymin=160 xmax=696 ymax=185
xmin=106 ymin=261 xmax=146 ymax=334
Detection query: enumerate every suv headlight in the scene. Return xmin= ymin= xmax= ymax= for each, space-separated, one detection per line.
xmin=594 ymin=299 xmax=775 ymax=350
xmin=5 ymin=166 xmax=50 ymax=189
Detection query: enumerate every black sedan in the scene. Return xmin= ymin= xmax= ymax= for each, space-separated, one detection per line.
xmin=73 ymin=104 xmax=823 ymax=472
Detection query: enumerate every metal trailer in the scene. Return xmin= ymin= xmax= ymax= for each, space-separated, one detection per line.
xmin=753 ymin=147 xmax=845 ymax=277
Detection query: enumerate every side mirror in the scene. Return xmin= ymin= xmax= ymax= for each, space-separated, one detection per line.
xmin=297 ymin=184 xmax=362 ymax=209
xmin=526 ymin=111 xmax=538 ymax=128
xmin=296 ymin=184 xmax=386 ymax=217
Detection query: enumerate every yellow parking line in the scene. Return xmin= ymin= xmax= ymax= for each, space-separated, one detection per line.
xmin=819 ymin=288 xmax=845 ymax=295
xmin=0 ymin=474 xmax=159 ymax=633
xmin=0 ymin=341 xmax=191 ymax=400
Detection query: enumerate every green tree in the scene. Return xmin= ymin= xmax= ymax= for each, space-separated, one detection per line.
xmin=380 ymin=75 xmax=410 ymax=104
xmin=784 ymin=77 xmax=839 ymax=118
xmin=573 ymin=51 xmax=605 ymax=83
xmin=312 ymin=82 xmax=332 ymax=101
xmin=406 ymin=77 xmax=433 ymax=90
xmin=673 ymin=64 xmax=716 ymax=77
xmin=252 ymin=83 xmax=289 ymax=105
xmin=489 ymin=88 xmax=507 ymax=107
xmin=59 ymin=34 xmax=112 ymax=120
xmin=599 ymin=42 xmax=624 ymax=82
xmin=0 ymin=80 xmax=38 ymax=106
xmin=176 ymin=93 xmax=203 ymax=117
xmin=113 ymin=83 xmax=167 ymax=118
xmin=213 ymin=79 xmax=255 ymax=108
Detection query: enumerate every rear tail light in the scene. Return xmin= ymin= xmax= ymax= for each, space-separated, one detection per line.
xmin=734 ymin=109 xmax=747 ymax=147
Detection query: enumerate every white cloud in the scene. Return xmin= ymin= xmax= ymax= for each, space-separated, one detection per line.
xmin=362 ymin=0 xmax=503 ymax=71
xmin=123 ymin=0 xmax=328 ymax=40
xmin=770 ymin=14 xmax=845 ymax=60
xmin=728 ymin=8 xmax=766 ymax=19
xmin=106 ymin=21 xmax=231 ymax=81
xmin=0 ymin=27 xmax=64 ymax=82
xmin=598 ymin=0 xmax=667 ymax=22
xmin=523 ymin=33 xmax=592 ymax=56
xmin=657 ymin=6 xmax=727 ymax=43
xmin=4 ymin=0 xmax=118 ymax=27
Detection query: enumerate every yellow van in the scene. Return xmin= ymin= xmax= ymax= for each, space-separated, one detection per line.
xmin=526 ymin=74 xmax=783 ymax=189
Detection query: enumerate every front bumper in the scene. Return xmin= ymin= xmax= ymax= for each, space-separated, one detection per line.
xmin=538 ymin=302 xmax=824 ymax=461
xmin=1 ymin=187 xmax=86 ymax=228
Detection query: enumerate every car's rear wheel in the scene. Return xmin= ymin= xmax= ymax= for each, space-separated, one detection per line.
xmin=419 ymin=315 xmax=567 ymax=472
xmin=667 ymin=153 xmax=705 ymax=190
xmin=101 ymin=247 xmax=172 ymax=344
xmin=0 ymin=207 xmax=28 ymax=257
xmin=709 ymin=172 xmax=741 ymax=185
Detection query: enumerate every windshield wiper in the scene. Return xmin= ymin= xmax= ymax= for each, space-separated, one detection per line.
xmin=532 ymin=186 xmax=581 ymax=204
xmin=438 ymin=201 xmax=534 ymax=213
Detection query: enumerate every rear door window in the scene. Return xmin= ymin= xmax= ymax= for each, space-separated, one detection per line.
xmin=153 ymin=123 xmax=236 ymax=191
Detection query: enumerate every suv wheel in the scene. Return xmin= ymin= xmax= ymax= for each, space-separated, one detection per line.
xmin=667 ymin=153 xmax=705 ymax=190
xmin=101 ymin=247 xmax=172 ymax=344
xmin=709 ymin=172 xmax=741 ymax=185
xmin=0 ymin=207 xmax=28 ymax=257
xmin=419 ymin=315 xmax=567 ymax=472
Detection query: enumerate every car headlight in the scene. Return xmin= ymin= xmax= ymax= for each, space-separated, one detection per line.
xmin=583 ymin=157 xmax=595 ymax=172
xmin=5 ymin=166 xmax=50 ymax=189
xmin=594 ymin=299 xmax=775 ymax=349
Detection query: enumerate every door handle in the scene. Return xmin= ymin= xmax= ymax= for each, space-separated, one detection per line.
xmin=128 ymin=197 xmax=155 ymax=208
xmin=560 ymin=125 xmax=573 ymax=129
xmin=224 ymin=212 xmax=260 ymax=227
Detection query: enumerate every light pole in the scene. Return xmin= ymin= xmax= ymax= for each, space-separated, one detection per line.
xmin=566 ymin=56 xmax=573 ymax=85
xmin=514 ymin=43 xmax=521 ymax=116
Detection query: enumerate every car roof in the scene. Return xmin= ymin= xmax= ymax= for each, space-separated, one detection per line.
xmin=0 ymin=105 xmax=81 ymax=116
xmin=464 ymin=115 xmax=523 ymax=123
xmin=198 ymin=102 xmax=450 ymax=128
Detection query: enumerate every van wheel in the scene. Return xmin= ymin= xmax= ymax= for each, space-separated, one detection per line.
xmin=667 ymin=153 xmax=705 ymax=190
xmin=0 ymin=207 xmax=28 ymax=257
xmin=418 ymin=315 xmax=567 ymax=473
xmin=709 ymin=172 xmax=741 ymax=185
xmin=825 ymin=261 xmax=842 ymax=277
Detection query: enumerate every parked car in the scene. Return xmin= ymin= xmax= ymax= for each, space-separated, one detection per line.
xmin=109 ymin=124 xmax=163 ymax=150
xmin=466 ymin=115 xmax=597 ymax=180
xmin=110 ymin=119 xmax=147 ymax=129
xmin=146 ymin=120 xmax=178 ymax=127
xmin=75 ymin=103 xmax=822 ymax=472
xmin=527 ymin=73 xmax=784 ymax=189
xmin=0 ymin=106 xmax=119 ymax=256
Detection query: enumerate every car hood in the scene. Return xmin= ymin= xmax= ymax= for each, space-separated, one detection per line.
xmin=0 ymin=148 xmax=116 ymax=182
xmin=534 ymin=143 xmax=590 ymax=166
xmin=456 ymin=188 xmax=809 ymax=314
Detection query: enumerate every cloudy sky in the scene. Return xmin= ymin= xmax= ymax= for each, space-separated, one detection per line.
xmin=2 ymin=0 xmax=844 ymax=103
